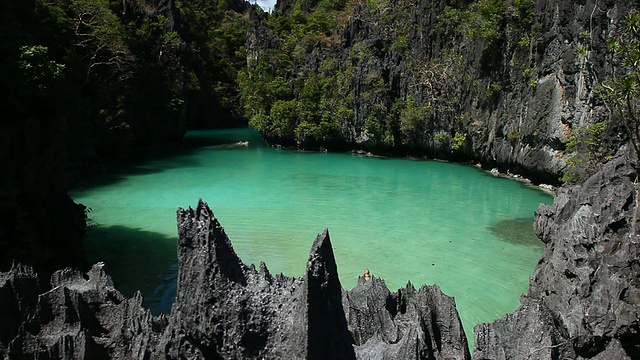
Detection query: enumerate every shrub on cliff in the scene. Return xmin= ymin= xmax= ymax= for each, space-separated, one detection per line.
xmin=177 ymin=0 xmax=249 ymax=128
xmin=604 ymin=10 xmax=640 ymax=169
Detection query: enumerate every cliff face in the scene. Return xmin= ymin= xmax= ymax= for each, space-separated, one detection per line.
xmin=244 ymin=0 xmax=633 ymax=184
xmin=0 ymin=0 xmax=192 ymax=285
xmin=531 ymin=146 xmax=639 ymax=357
xmin=473 ymin=146 xmax=640 ymax=359
xmin=0 ymin=200 xmax=470 ymax=359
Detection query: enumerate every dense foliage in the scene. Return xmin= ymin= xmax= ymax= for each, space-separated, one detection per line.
xmin=2 ymin=0 xmax=249 ymax=161
xmin=0 ymin=0 xmax=250 ymax=277
xmin=177 ymin=0 xmax=249 ymax=128
xmin=239 ymin=0 xmax=538 ymax=155
xmin=605 ymin=10 xmax=640 ymax=168
xmin=239 ymin=0 xmax=353 ymax=148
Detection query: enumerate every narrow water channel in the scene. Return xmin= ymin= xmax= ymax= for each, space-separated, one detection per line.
xmin=71 ymin=128 xmax=552 ymax=345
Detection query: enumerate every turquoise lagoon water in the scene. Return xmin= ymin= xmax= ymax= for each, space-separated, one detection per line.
xmin=71 ymin=128 xmax=552 ymax=344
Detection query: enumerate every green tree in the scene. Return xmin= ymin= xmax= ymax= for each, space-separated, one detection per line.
xmin=444 ymin=0 xmax=505 ymax=43
xmin=604 ymin=11 xmax=640 ymax=165
xmin=387 ymin=96 xmax=429 ymax=148
xmin=16 ymin=45 xmax=65 ymax=95
xmin=176 ymin=0 xmax=249 ymax=126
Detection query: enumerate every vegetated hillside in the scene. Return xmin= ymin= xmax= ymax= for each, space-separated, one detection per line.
xmin=0 ymin=0 xmax=251 ymax=279
xmin=177 ymin=0 xmax=250 ymax=129
xmin=242 ymin=0 xmax=634 ymax=185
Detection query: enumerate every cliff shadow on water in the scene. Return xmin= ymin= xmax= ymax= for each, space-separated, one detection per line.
xmin=84 ymin=225 xmax=178 ymax=315
xmin=73 ymin=128 xmax=263 ymax=191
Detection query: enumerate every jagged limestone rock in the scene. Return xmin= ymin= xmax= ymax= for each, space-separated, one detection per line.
xmin=0 ymin=199 xmax=469 ymax=359
xmin=474 ymin=146 xmax=640 ymax=359
xmin=0 ymin=263 xmax=41 ymax=350
xmin=345 ymin=277 xmax=470 ymax=360
xmin=473 ymin=297 xmax=574 ymax=360
xmin=530 ymin=147 xmax=640 ymax=357
xmin=162 ymin=200 xmax=352 ymax=358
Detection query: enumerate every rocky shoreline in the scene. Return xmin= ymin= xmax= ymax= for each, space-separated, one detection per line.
xmin=473 ymin=146 xmax=640 ymax=360
xmin=2 ymin=148 xmax=638 ymax=359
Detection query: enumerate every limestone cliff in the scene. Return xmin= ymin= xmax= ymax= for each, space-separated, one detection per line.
xmin=473 ymin=146 xmax=640 ymax=359
xmin=244 ymin=0 xmax=634 ymax=184
xmin=0 ymin=0 xmax=250 ymax=284
xmin=0 ymin=0 xmax=88 ymax=281
xmin=0 ymin=0 xmax=191 ymax=282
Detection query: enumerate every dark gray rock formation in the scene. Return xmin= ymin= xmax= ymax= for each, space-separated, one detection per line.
xmin=1 ymin=261 xmax=162 ymax=359
xmin=473 ymin=296 xmax=574 ymax=359
xmin=0 ymin=199 xmax=469 ymax=359
xmin=0 ymin=263 xmax=41 ymax=354
xmin=473 ymin=146 xmax=640 ymax=359
xmin=161 ymin=200 xmax=355 ymax=359
xmin=345 ymin=277 xmax=470 ymax=359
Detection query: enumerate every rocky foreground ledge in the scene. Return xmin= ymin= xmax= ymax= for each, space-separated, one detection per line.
xmin=0 ymin=199 xmax=470 ymax=359
xmin=474 ymin=147 xmax=640 ymax=360
xmin=2 ymin=148 xmax=639 ymax=359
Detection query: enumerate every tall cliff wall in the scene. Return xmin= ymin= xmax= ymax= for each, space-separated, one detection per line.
xmin=0 ymin=0 xmax=248 ymax=284
xmin=244 ymin=0 xmax=634 ymax=184
xmin=1 ymin=0 xmax=88 ymax=282
xmin=0 ymin=0 xmax=187 ymax=283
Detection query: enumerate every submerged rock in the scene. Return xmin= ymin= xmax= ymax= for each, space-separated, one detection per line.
xmin=0 ymin=199 xmax=469 ymax=359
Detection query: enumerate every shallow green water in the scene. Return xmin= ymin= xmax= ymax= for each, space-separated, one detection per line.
xmin=71 ymin=128 xmax=552 ymax=345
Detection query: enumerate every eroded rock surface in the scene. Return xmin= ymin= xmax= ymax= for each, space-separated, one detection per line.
xmin=161 ymin=200 xmax=355 ymax=359
xmin=473 ymin=147 xmax=640 ymax=359
xmin=0 ymin=199 xmax=469 ymax=359
xmin=345 ymin=277 xmax=470 ymax=360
